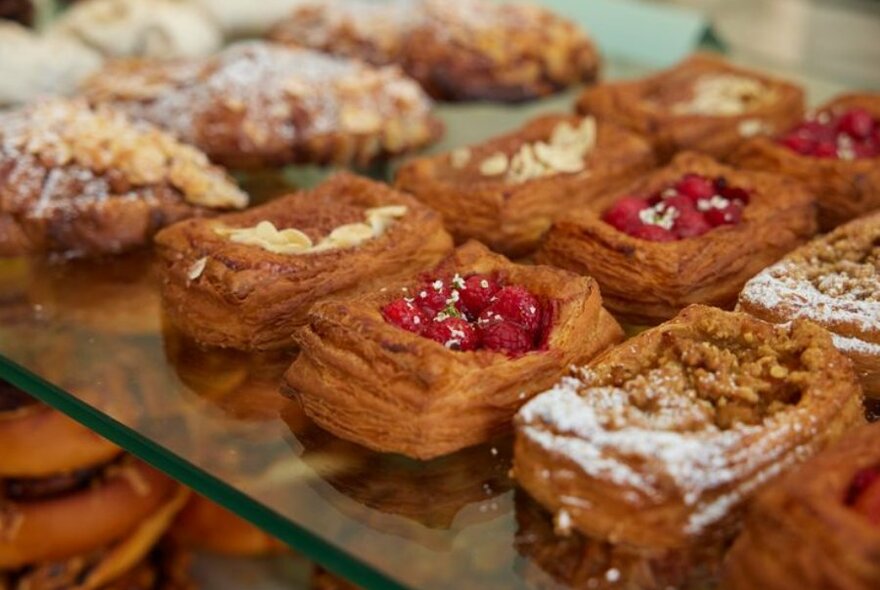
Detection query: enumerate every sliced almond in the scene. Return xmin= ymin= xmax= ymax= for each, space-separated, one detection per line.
xmin=479 ymin=151 xmax=509 ymax=176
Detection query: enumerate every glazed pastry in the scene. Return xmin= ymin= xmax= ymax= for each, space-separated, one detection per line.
xmin=285 ymin=240 xmax=624 ymax=460
xmin=514 ymin=305 xmax=865 ymax=550
xmin=395 ymin=114 xmax=655 ymax=257
xmin=738 ymin=212 xmax=880 ymax=398
xmin=0 ymin=99 xmax=247 ymax=258
xmin=535 ymin=151 xmax=817 ymax=324
xmin=155 ymin=172 xmax=452 ymax=351
xmin=268 ymin=0 xmax=599 ymax=103
xmin=722 ymin=423 xmax=880 ymax=590
xmin=730 ymin=93 xmax=880 ymax=230
xmin=0 ymin=0 xmax=32 ymax=27
xmin=82 ymin=41 xmax=443 ymax=169
xmin=576 ymin=53 xmax=804 ymax=161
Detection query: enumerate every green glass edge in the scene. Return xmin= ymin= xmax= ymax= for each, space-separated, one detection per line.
xmin=0 ymin=354 xmax=410 ymax=590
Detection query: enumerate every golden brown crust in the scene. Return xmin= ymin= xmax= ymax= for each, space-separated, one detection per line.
xmin=730 ymin=93 xmax=880 ymax=230
xmin=0 ymin=99 xmax=247 ymax=257
xmin=170 ymin=494 xmax=285 ymax=556
xmin=311 ymin=567 xmax=359 ymax=590
xmin=268 ymin=0 xmax=600 ymax=103
xmin=514 ymin=305 xmax=865 ymax=551
xmin=576 ymin=53 xmax=804 ymax=161
xmin=155 ymin=172 xmax=453 ymax=350
xmin=534 ymin=151 xmax=817 ymax=324
xmin=82 ymin=41 xmax=443 ymax=169
xmin=722 ymin=423 xmax=880 ymax=590
xmin=284 ymin=241 xmax=624 ymax=460
xmin=395 ymin=114 xmax=655 ymax=257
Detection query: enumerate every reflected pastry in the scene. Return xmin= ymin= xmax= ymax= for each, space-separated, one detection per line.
xmin=268 ymin=0 xmax=599 ymax=103
xmin=156 ymin=172 xmax=452 ymax=351
xmin=82 ymin=41 xmax=443 ymax=169
xmin=514 ymin=305 xmax=864 ymax=551
xmin=535 ymin=151 xmax=817 ymax=325
xmin=285 ymin=241 xmax=623 ymax=460
xmin=0 ymin=0 xmax=32 ymax=27
xmin=395 ymin=114 xmax=655 ymax=257
xmin=730 ymin=93 xmax=880 ymax=230
xmin=576 ymin=54 xmax=804 ymax=161
xmin=0 ymin=99 xmax=247 ymax=258
xmin=722 ymin=423 xmax=880 ymax=590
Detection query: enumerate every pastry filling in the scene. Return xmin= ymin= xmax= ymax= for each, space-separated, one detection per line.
xmin=382 ymin=273 xmax=553 ymax=357
xmin=670 ymin=74 xmax=773 ymax=116
xmin=779 ymin=107 xmax=880 ymax=159
xmin=847 ymin=466 xmax=880 ymax=526
xmin=602 ymin=174 xmax=749 ymax=241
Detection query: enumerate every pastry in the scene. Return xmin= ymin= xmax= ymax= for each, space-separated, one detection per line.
xmin=0 ymin=99 xmax=248 ymax=258
xmin=155 ymin=172 xmax=453 ymax=351
xmin=738 ymin=211 xmax=880 ymax=398
xmin=730 ymin=93 xmax=880 ymax=230
xmin=576 ymin=53 xmax=804 ymax=161
xmin=82 ymin=41 xmax=443 ymax=169
xmin=268 ymin=0 xmax=599 ymax=103
xmin=535 ymin=151 xmax=817 ymax=325
xmin=191 ymin=0 xmax=307 ymax=37
xmin=284 ymin=240 xmax=624 ymax=460
xmin=722 ymin=423 xmax=880 ymax=590
xmin=514 ymin=305 xmax=865 ymax=550
xmin=170 ymin=494 xmax=285 ymax=556
xmin=0 ymin=0 xmax=32 ymax=27
xmin=395 ymin=114 xmax=655 ymax=257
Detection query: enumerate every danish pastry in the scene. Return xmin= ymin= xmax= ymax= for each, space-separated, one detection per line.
xmin=0 ymin=99 xmax=247 ymax=258
xmin=514 ymin=305 xmax=864 ymax=550
xmin=535 ymin=151 xmax=817 ymax=324
xmin=576 ymin=53 xmax=804 ymax=161
xmin=722 ymin=423 xmax=880 ymax=590
xmin=730 ymin=93 xmax=880 ymax=230
xmin=738 ymin=212 xmax=880 ymax=398
xmin=268 ymin=0 xmax=600 ymax=103
xmin=284 ymin=240 xmax=623 ymax=460
xmin=395 ymin=114 xmax=655 ymax=257
xmin=155 ymin=172 xmax=453 ymax=351
xmin=171 ymin=494 xmax=285 ymax=556
xmin=82 ymin=41 xmax=443 ymax=169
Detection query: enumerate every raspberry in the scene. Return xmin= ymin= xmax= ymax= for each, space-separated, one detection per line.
xmin=837 ymin=108 xmax=875 ymax=140
xmin=675 ymin=174 xmax=714 ymax=202
xmin=382 ymin=299 xmax=429 ymax=334
xmin=479 ymin=320 xmax=532 ymax=357
xmin=705 ymin=203 xmax=743 ymax=227
xmin=673 ymin=207 xmax=711 ymax=239
xmin=414 ymin=279 xmax=457 ymax=316
xmin=602 ymin=196 xmax=648 ymax=233
xmin=631 ymin=224 xmax=676 ymax=242
xmin=780 ymin=133 xmax=814 ymax=155
xmin=813 ymin=141 xmax=837 ymax=158
xmin=718 ymin=185 xmax=750 ymax=206
xmin=478 ymin=285 xmax=542 ymax=334
xmin=459 ymin=274 xmax=500 ymax=318
xmin=662 ymin=194 xmax=697 ymax=213
xmin=423 ymin=317 xmax=478 ymax=351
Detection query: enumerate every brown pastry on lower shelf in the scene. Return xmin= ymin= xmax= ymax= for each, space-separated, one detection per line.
xmin=535 ymin=151 xmax=817 ymax=325
xmin=395 ymin=114 xmax=655 ymax=257
xmin=0 ymin=99 xmax=247 ymax=258
xmin=722 ymin=423 xmax=880 ymax=590
xmin=730 ymin=93 xmax=880 ymax=230
xmin=739 ymin=212 xmax=880 ymax=399
xmin=155 ymin=172 xmax=453 ymax=350
xmin=285 ymin=240 xmax=623 ymax=460
xmin=514 ymin=305 xmax=865 ymax=551
xmin=576 ymin=53 xmax=804 ymax=161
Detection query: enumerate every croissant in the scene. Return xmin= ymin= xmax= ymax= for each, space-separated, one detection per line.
xmin=155 ymin=172 xmax=453 ymax=351
xmin=284 ymin=241 xmax=623 ymax=460
xmin=722 ymin=423 xmax=880 ymax=590
xmin=514 ymin=305 xmax=865 ymax=551
xmin=535 ymin=151 xmax=817 ymax=325
xmin=576 ymin=53 xmax=804 ymax=162
xmin=395 ymin=114 xmax=655 ymax=257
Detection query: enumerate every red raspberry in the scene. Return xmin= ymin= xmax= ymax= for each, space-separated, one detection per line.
xmin=705 ymin=203 xmax=743 ymax=227
xmin=718 ymin=185 xmax=750 ymax=206
xmin=423 ymin=317 xmax=478 ymax=351
xmin=382 ymin=299 xmax=429 ymax=334
xmin=662 ymin=194 xmax=697 ymax=213
xmin=780 ymin=133 xmax=815 ymax=155
xmin=837 ymin=108 xmax=875 ymax=140
xmin=675 ymin=174 xmax=714 ymax=202
xmin=478 ymin=285 xmax=542 ymax=334
xmin=813 ymin=141 xmax=837 ymax=158
xmin=414 ymin=280 xmax=455 ymax=316
xmin=602 ymin=196 xmax=648 ymax=233
xmin=673 ymin=207 xmax=711 ymax=239
xmin=631 ymin=224 xmax=676 ymax=242
xmin=479 ymin=320 xmax=532 ymax=357
xmin=459 ymin=274 xmax=500 ymax=318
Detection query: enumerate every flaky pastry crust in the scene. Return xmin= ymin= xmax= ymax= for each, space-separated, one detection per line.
xmin=514 ymin=305 xmax=865 ymax=550
xmin=395 ymin=114 xmax=655 ymax=257
xmin=576 ymin=54 xmax=804 ymax=161
xmin=155 ymin=172 xmax=453 ymax=351
xmin=284 ymin=241 xmax=623 ymax=460
xmin=535 ymin=151 xmax=817 ymax=324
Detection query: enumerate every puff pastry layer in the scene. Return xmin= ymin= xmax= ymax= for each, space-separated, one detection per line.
xmin=284 ymin=241 xmax=623 ymax=460
xmin=535 ymin=151 xmax=817 ymax=324
xmin=514 ymin=305 xmax=864 ymax=550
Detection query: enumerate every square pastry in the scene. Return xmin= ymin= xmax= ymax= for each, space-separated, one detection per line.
xmin=534 ymin=151 xmax=817 ymax=325
xmin=395 ymin=114 xmax=655 ymax=257
xmin=731 ymin=92 xmax=880 ymax=230
xmin=155 ymin=172 xmax=453 ymax=350
xmin=576 ymin=53 xmax=804 ymax=161
xmin=284 ymin=241 xmax=623 ymax=459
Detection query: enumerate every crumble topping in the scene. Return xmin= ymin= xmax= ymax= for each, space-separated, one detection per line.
xmin=672 ymin=74 xmax=775 ymax=117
